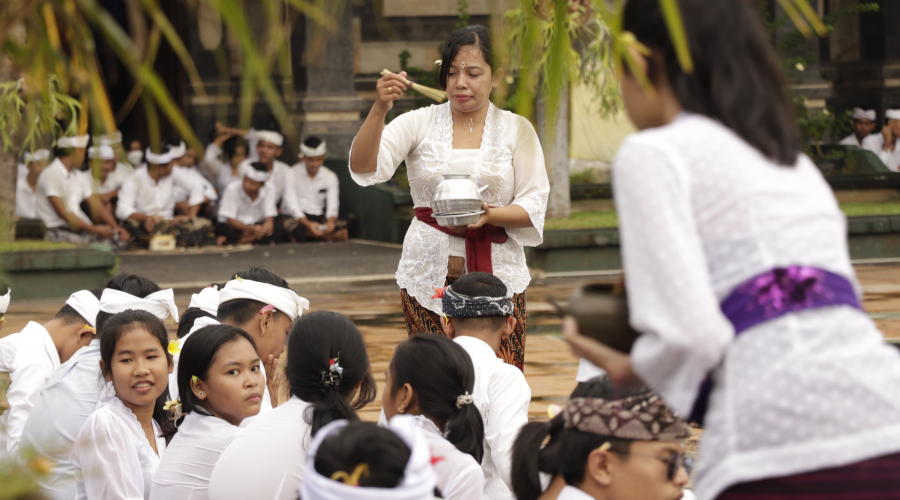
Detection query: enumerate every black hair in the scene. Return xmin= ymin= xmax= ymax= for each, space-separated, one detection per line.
xmin=313 ymin=421 xmax=411 ymax=488
xmin=447 ymin=272 xmax=509 ymax=331
xmin=217 ymin=267 xmax=289 ymax=325
xmin=176 ymin=324 xmax=258 ymax=419
xmin=511 ymin=376 xmax=651 ymax=500
xmin=438 ymin=25 xmax=492 ymax=90
xmin=391 ymin=334 xmax=484 ymax=463
xmin=222 ymin=136 xmax=247 ymax=159
xmin=53 ymin=288 xmax=104 ymax=326
xmin=99 ymin=309 xmax=176 ymax=442
xmin=176 ymin=307 xmax=217 ymax=339
xmin=303 ymin=136 xmax=323 ymax=149
xmin=53 ymin=146 xmax=76 ymax=159
xmin=287 ymin=311 xmax=377 ymax=435
xmin=96 ymin=274 xmax=162 ymax=333
xmin=622 ymin=0 xmax=800 ymax=165
xmin=249 ymin=161 xmax=268 ymax=173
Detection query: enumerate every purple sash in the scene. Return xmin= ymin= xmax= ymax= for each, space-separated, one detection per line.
xmin=688 ymin=266 xmax=861 ymax=426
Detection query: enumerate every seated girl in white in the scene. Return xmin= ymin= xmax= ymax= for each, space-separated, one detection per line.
xmin=383 ymin=334 xmax=485 ymax=500
xmin=70 ymin=310 xmax=176 ymax=500
xmin=150 ymin=324 xmax=264 ymax=500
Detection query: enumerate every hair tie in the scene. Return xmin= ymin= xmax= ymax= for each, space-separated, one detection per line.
xmin=330 ymin=463 xmax=370 ymax=486
xmin=163 ymin=399 xmax=184 ymax=421
xmin=320 ymin=356 xmax=344 ymax=393
xmin=456 ymin=391 xmax=473 ymax=409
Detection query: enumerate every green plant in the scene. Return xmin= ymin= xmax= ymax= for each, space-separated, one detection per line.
xmin=0 ymin=75 xmax=81 ymax=153
xmin=398 ymin=50 xmax=441 ymax=110
xmin=456 ymin=0 xmax=470 ymax=29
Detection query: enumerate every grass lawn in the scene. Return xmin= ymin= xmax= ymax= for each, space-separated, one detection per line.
xmin=0 ymin=241 xmax=78 ymax=253
xmin=545 ymin=202 xmax=900 ymax=230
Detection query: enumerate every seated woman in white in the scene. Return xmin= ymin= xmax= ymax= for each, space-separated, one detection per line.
xmin=150 ymin=324 xmax=264 ymax=500
xmin=383 ymin=334 xmax=484 ymax=500
xmin=70 ymin=310 xmax=176 ymax=500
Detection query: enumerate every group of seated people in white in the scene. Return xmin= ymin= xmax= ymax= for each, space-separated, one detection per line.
xmin=839 ymin=107 xmax=900 ymax=171
xmin=15 ymin=126 xmax=347 ymax=250
xmin=0 ymin=270 xmax=695 ymax=500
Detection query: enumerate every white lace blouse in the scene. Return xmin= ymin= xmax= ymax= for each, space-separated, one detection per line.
xmin=615 ymin=113 xmax=900 ymax=499
xmin=350 ymin=102 xmax=549 ymax=313
xmin=70 ymin=397 xmax=166 ymax=500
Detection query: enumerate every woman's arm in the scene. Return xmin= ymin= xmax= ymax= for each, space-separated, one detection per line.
xmin=350 ymin=71 xmax=409 ymax=174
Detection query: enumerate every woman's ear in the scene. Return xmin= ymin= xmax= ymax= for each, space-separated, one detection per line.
xmin=192 ymin=377 xmax=208 ymax=401
xmin=401 ymin=382 xmax=415 ymax=410
xmin=492 ymin=68 xmax=505 ymax=88
xmin=99 ymin=360 xmax=111 ymax=382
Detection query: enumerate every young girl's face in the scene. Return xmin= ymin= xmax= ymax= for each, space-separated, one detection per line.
xmin=195 ymin=337 xmax=264 ymax=426
xmin=104 ymin=327 xmax=172 ymax=409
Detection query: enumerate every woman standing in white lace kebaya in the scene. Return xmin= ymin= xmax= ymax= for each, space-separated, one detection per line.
xmin=349 ymin=25 xmax=549 ymax=370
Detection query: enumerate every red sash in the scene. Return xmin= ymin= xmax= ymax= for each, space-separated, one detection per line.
xmin=414 ymin=207 xmax=508 ymax=274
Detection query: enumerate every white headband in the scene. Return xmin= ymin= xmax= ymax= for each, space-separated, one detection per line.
xmin=300 ymin=141 xmax=326 ymax=158
xmin=94 ymin=131 xmax=123 ymax=146
xmin=0 ymin=287 xmax=9 ymax=314
xmin=887 ymin=109 xmax=900 ymax=120
xmin=169 ymin=141 xmax=186 ymax=159
xmin=189 ymin=286 xmax=220 ymax=316
xmin=24 ymin=149 xmax=51 ymax=163
xmin=256 ymin=130 xmax=284 ymax=147
xmin=88 ymin=145 xmax=116 ymax=160
xmin=299 ymin=416 xmax=437 ymax=500
xmin=244 ymin=166 xmax=270 ymax=183
xmin=100 ymin=288 xmax=180 ymax=322
xmin=66 ymin=290 xmax=101 ymax=328
xmin=145 ymin=147 xmax=175 ymax=165
xmin=852 ymin=107 xmax=876 ymax=121
xmin=218 ymin=278 xmax=308 ymax=321
xmin=57 ymin=134 xmax=90 ymax=148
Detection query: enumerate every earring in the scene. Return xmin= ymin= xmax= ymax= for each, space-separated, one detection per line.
xmin=399 ymin=406 xmax=406 ymax=414
xmin=199 ymin=392 xmax=204 ymax=396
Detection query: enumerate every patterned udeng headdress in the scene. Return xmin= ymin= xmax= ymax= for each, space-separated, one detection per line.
xmin=439 ymin=286 xmax=514 ymax=318
xmin=563 ymin=393 xmax=692 ymax=441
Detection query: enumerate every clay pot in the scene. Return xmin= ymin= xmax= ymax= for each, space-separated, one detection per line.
xmin=551 ymin=282 xmax=639 ymax=353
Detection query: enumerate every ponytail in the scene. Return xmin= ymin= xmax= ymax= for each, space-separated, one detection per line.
xmin=391 ymin=334 xmax=485 ymax=463
xmin=287 ymin=311 xmax=377 ymax=436
xmin=511 ymin=415 xmax=565 ymax=500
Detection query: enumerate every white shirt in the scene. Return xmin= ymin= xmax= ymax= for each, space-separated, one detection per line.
xmin=15 ymin=177 xmax=38 ymax=219
xmin=237 ymin=159 xmax=290 ymax=207
xmin=202 ymin=143 xmax=240 ymax=193
xmin=71 ymin=396 xmax=166 ymax=500
xmin=35 ymin=158 xmax=92 ymax=228
xmin=100 ymin=163 xmax=131 ymax=195
xmin=208 ymin=396 xmax=311 ymax=500
xmin=0 ymin=321 xmax=61 ymax=458
xmin=557 ymin=486 xmax=595 ymax=500
xmin=861 ymin=134 xmax=900 ymax=171
xmin=838 ymin=133 xmax=865 ymax=147
xmin=172 ymin=166 xmax=218 ymax=204
xmin=350 ymin=102 xmax=550 ymax=314
xmin=20 ymin=340 xmax=106 ymax=500
xmin=614 ymin=113 xmax=900 ymax=499
xmin=150 ymin=412 xmax=240 ymax=500
xmin=116 ymin=166 xmax=206 ymax=220
xmin=453 ymin=336 xmax=530 ymax=500
xmin=408 ymin=415 xmax=484 ymax=500
xmin=216 ymin=180 xmax=278 ymax=225
xmin=286 ymin=164 xmax=339 ymax=219
xmin=575 ymin=359 xmax=606 ymax=383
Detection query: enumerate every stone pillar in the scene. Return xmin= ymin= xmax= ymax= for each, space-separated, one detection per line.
xmin=821 ymin=0 xmax=900 ymax=118
xmin=295 ymin=3 xmax=366 ymax=160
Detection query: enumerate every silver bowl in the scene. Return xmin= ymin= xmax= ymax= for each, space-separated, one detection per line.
xmin=434 ymin=210 xmax=484 ymax=227
xmin=432 ymin=174 xmax=488 ymax=214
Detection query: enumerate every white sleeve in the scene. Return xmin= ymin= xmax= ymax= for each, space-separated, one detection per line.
xmin=507 ymin=116 xmax=549 ymax=247
xmin=171 ymin=168 xmax=207 ymax=206
xmin=326 ymin=171 xmax=339 ymax=219
xmin=4 ymin=356 xmax=55 ymax=456
xmin=613 ymin=139 xmax=734 ymax=415
xmin=485 ymin=370 xmax=531 ymax=492
xmin=217 ymin=186 xmax=239 ymax=222
xmin=349 ymin=107 xmax=428 ymax=187
xmin=202 ymin=143 xmax=225 ymax=177
xmin=70 ymin=412 xmax=147 ymax=500
xmin=263 ymin=186 xmax=278 ymax=219
xmin=244 ymin=129 xmax=259 ymax=163
xmin=441 ymin=462 xmax=484 ymax=500
xmin=116 ymin=177 xmax=139 ymax=220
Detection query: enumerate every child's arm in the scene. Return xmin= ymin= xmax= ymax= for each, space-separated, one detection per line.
xmin=485 ymin=371 xmax=532 ymax=492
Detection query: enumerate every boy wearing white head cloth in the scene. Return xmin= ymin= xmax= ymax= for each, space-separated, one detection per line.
xmin=215 ymin=161 xmax=279 ymax=245
xmin=839 ymin=108 xmax=877 ymax=148
xmin=16 ymin=149 xmax=51 ymax=220
xmin=0 ymin=288 xmax=103 ymax=458
xmin=285 ymin=136 xmax=348 ymax=242
xmin=863 ymin=109 xmax=900 ymax=172
xmin=237 ymin=128 xmax=291 ymax=207
xmin=36 ymin=135 xmax=130 ymax=248
xmin=20 ymin=274 xmax=171 ymax=500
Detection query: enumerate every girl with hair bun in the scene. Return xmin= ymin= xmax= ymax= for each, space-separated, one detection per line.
xmin=208 ymin=311 xmax=377 ymax=500
xmin=383 ymin=334 xmax=485 ymax=500
xmin=150 ymin=324 xmax=264 ymax=500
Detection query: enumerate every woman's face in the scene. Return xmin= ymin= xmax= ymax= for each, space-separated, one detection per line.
xmin=382 ymin=359 xmax=402 ymax=421
xmin=445 ymin=45 xmax=499 ymax=114
xmin=605 ymin=441 xmax=689 ymax=500
xmin=103 ymin=327 xmax=172 ymax=411
xmin=194 ymin=337 xmax=264 ymax=426
xmin=618 ymin=49 xmax=669 ymax=131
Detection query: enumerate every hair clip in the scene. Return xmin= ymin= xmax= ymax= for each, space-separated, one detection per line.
xmin=163 ymin=399 xmax=184 ymax=421
xmin=167 ymin=340 xmax=182 ymax=355
xmin=330 ymin=463 xmax=370 ymax=486
xmin=456 ymin=391 xmax=474 ymax=409
xmin=259 ymin=304 xmax=275 ymax=314
xmin=84 ymin=324 xmax=97 ymax=334
xmin=434 ymin=59 xmax=442 ymax=65
xmin=320 ymin=356 xmax=343 ymax=392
